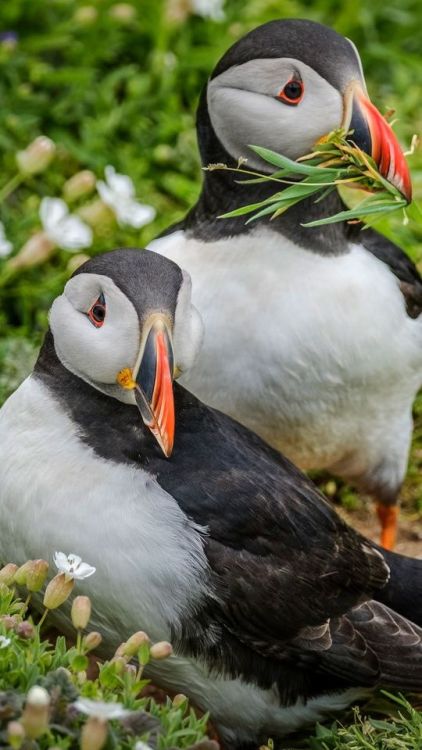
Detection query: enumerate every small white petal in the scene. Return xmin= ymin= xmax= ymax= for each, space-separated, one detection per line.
xmin=49 ymin=215 xmax=93 ymax=251
xmin=96 ymin=180 xmax=116 ymax=208
xmin=135 ymin=743 xmax=154 ymax=750
xmin=104 ymin=165 xmax=135 ymax=199
xmin=73 ymin=697 xmax=131 ymax=720
xmin=53 ymin=551 xmax=71 ymax=573
xmin=40 ymin=197 xmax=68 ymax=232
xmin=0 ymin=636 xmax=11 ymax=648
xmin=114 ymin=199 xmax=156 ymax=229
xmin=73 ymin=562 xmax=96 ymax=580
xmin=192 ymin=0 xmax=225 ymax=19
xmin=0 ymin=223 xmax=13 ymax=258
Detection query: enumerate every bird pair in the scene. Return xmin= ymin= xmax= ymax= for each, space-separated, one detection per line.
xmin=1 ymin=18 xmax=422 ymax=750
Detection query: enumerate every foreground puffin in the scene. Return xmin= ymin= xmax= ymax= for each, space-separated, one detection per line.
xmin=149 ymin=19 xmax=421 ymax=550
xmin=1 ymin=249 xmax=422 ymax=749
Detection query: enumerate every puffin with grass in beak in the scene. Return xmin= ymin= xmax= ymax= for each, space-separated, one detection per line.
xmin=1 ymin=249 xmax=422 ymax=750
xmin=149 ymin=19 xmax=421 ymax=550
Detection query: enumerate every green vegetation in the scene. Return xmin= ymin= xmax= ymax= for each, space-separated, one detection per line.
xmin=0 ymin=557 xmax=212 ymax=748
xmin=0 ymin=1 xmax=421 ymax=748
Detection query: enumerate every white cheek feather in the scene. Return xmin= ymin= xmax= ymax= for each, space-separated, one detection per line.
xmin=173 ymin=271 xmax=204 ymax=374
xmin=207 ymin=57 xmax=343 ymax=166
xmin=150 ymin=228 xmax=422 ymax=491
xmin=50 ymin=275 xmax=140 ymax=387
xmin=0 ymin=376 xmax=208 ymax=643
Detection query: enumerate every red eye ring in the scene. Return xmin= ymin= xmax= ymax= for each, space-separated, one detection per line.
xmin=277 ymin=79 xmax=304 ymax=105
xmin=87 ymin=293 xmax=106 ymax=328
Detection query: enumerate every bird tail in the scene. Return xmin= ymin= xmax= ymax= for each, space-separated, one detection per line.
xmin=373 ymin=546 xmax=422 ymax=628
xmin=350 ymin=600 xmax=422 ymax=691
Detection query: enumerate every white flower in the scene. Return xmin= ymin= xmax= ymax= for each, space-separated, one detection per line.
xmin=40 ymin=198 xmax=93 ymax=251
xmin=191 ymin=0 xmax=225 ymax=20
xmin=97 ymin=166 xmax=156 ymax=229
xmin=0 ymin=222 xmax=13 ymax=258
xmin=135 ymin=743 xmax=154 ymax=750
xmin=73 ymin=697 xmax=131 ymax=720
xmin=53 ymin=552 xmax=96 ymax=580
xmin=0 ymin=636 xmax=11 ymax=648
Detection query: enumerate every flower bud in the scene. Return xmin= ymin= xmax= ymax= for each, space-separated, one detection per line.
xmin=71 ymin=595 xmax=91 ymax=630
xmin=43 ymin=573 xmax=74 ymax=610
xmin=123 ymin=631 xmax=149 ymax=657
xmin=83 ymin=631 xmax=102 ymax=651
xmin=111 ymin=656 xmax=127 ymax=674
xmin=149 ymin=641 xmax=173 ymax=660
xmin=0 ymin=563 xmax=18 ymax=585
xmin=25 ymin=559 xmax=49 ymax=592
xmin=1 ymin=615 xmax=20 ymax=631
xmin=63 ymin=170 xmax=96 ymax=201
xmin=73 ymin=5 xmax=98 ymax=24
xmin=16 ymin=136 xmax=56 ymax=175
xmin=67 ymin=253 xmax=90 ymax=275
xmin=125 ymin=663 xmax=137 ymax=677
xmin=78 ymin=199 xmax=114 ymax=229
xmin=7 ymin=720 xmax=25 ymax=749
xmin=16 ymin=621 xmax=35 ymax=640
xmin=21 ymin=686 xmax=50 ymax=739
xmin=8 ymin=232 xmax=56 ymax=271
xmin=172 ymin=693 xmax=188 ymax=708
xmin=80 ymin=716 xmax=108 ymax=750
xmin=14 ymin=561 xmax=33 ymax=586
xmin=109 ymin=3 xmax=137 ymax=22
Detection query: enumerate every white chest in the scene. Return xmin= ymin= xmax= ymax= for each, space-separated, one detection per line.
xmin=150 ymin=229 xmax=422 ymax=474
xmin=0 ymin=378 xmax=207 ymax=644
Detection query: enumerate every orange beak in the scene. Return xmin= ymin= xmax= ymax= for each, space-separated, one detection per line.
xmin=343 ymin=82 xmax=412 ymax=202
xmin=133 ymin=317 xmax=175 ymax=458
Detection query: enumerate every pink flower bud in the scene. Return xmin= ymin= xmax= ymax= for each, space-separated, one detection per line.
xmin=1 ymin=615 xmax=20 ymax=631
xmin=123 ymin=631 xmax=150 ymax=657
xmin=7 ymin=720 xmax=25 ymax=749
xmin=25 ymin=559 xmax=49 ymax=592
xmin=8 ymin=232 xmax=56 ymax=271
xmin=63 ymin=171 xmax=96 ymax=201
xmin=71 ymin=595 xmax=91 ymax=630
xmin=83 ymin=631 xmax=102 ymax=651
xmin=16 ymin=621 xmax=35 ymax=640
xmin=81 ymin=716 xmax=108 ymax=750
xmin=16 ymin=136 xmax=56 ymax=175
xmin=149 ymin=641 xmax=173 ymax=660
xmin=43 ymin=573 xmax=74 ymax=610
xmin=0 ymin=563 xmax=18 ymax=585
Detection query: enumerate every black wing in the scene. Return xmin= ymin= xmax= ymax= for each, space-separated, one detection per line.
xmin=360 ymin=227 xmax=422 ymax=318
xmin=153 ymin=386 xmax=388 ymax=644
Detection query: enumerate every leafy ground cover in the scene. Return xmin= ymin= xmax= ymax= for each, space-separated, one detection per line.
xmin=0 ymin=0 xmax=421 ymax=747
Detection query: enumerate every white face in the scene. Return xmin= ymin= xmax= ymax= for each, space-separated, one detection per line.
xmin=207 ymin=56 xmax=357 ymax=170
xmin=49 ymin=271 xmax=204 ymax=402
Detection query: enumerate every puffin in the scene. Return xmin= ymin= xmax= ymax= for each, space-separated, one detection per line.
xmin=1 ymin=248 xmax=422 ymax=750
xmin=149 ymin=19 xmax=421 ymax=551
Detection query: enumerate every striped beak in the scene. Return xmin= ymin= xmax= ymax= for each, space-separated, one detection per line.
xmin=132 ymin=316 xmax=175 ymax=458
xmin=343 ymin=82 xmax=412 ymax=202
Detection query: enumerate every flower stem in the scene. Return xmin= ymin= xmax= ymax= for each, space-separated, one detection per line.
xmin=38 ymin=608 xmax=49 ymax=629
xmin=0 ymin=173 xmax=24 ymax=202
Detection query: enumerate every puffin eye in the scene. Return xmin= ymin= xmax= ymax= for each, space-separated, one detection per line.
xmin=277 ymin=79 xmax=304 ymax=105
xmin=87 ymin=293 xmax=106 ymax=328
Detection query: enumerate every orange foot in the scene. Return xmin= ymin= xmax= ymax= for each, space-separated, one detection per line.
xmin=376 ymin=503 xmax=399 ymax=550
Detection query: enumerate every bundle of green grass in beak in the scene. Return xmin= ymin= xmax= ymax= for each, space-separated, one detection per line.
xmin=208 ymin=129 xmax=416 ymax=228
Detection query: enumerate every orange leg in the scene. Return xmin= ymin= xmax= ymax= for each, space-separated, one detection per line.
xmin=376 ymin=503 xmax=399 ymax=550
